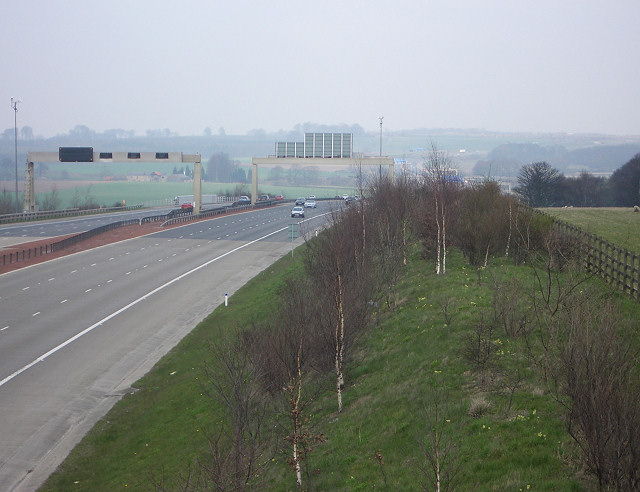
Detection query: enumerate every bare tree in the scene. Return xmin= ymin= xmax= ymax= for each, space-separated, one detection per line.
xmin=418 ymin=383 xmax=461 ymax=492
xmin=422 ymin=143 xmax=460 ymax=275
xmin=550 ymin=293 xmax=640 ymax=491
xmin=245 ymin=278 xmax=325 ymax=488
xmin=304 ymin=208 xmax=372 ymax=413
xmin=367 ymin=175 xmax=413 ymax=309
xmin=39 ymin=186 xmax=60 ymax=211
xmin=454 ymin=180 xmax=512 ymax=268
xmin=200 ymin=331 xmax=270 ymax=490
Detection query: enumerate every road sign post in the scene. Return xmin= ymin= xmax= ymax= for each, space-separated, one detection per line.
xmin=288 ymin=223 xmax=298 ymax=257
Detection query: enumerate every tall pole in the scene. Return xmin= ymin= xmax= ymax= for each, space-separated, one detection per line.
xmin=378 ymin=116 xmax=384 ymax=178
xmin=11 ymin=97 xmax=21 ymax=213
xmin=379 ymin=116 xmax=383 ymax=156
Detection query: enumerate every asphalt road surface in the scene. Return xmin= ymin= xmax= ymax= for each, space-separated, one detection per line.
xmin=0 ymin=208 xmax=175 ymax=249
xmin=0 ymin=204 xmax=330 ymax=491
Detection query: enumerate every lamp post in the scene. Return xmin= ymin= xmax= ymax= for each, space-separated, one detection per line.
xmin=379 ymin=116 xmax=383 ymax=156
xmin=378 ymin=116 xmax=384 ymax=178
xmin=11 ymin=97 xmax=21 ymax=213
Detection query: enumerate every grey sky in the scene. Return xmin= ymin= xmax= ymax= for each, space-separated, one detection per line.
xmin=2 ymin=0 xmax=639 ymax=138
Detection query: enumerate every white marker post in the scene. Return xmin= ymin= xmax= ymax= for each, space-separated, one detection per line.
xmin=225 ymin=293 xmax=228 ymax=306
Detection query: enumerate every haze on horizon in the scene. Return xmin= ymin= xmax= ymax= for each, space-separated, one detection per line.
xmin=2 ymin=0 xmax=639 ymax=139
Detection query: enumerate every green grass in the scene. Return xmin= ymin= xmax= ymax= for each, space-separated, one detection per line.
xmin=544 ymin=207 xmax=640 ymax=253
xmin=40 ymin=240 xmax=634 ymax=491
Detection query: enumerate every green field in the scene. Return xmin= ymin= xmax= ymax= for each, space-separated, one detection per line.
xmin=543 ymin=207 xmax=640 ymax=253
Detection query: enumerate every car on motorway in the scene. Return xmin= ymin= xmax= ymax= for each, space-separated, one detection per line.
xmin=232 ymin=195 xmax=251 ymax=206
xmin=295 ymin=197 xmax=306 ymax=205
xmin=291 ymin=206 xmax=305 ymax=218
xmin=307 ymin=195 xmax=316 ymax=200
xmin=304 ymin=199 xmax=317 ymax=208
xmin=258 ymin=194 xmax=270 ymax=201
xmin=275 ymin=194 xmax=284 ymax=201
xmin=342 ymin=193 xmax=350 ymax=200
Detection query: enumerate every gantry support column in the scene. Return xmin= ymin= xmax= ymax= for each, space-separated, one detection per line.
xmin=251 ymin=161 xmax=258 ymax=205
xmin=24 ymin=160 xmax=35 ymax=212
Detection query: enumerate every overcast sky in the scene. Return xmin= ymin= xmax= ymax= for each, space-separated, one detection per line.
xmin=2 ymin=0 xmax=639 ymax=138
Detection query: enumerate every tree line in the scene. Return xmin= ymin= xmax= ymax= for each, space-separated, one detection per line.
xmin=514 ymin=154 xmax=640 ymax=207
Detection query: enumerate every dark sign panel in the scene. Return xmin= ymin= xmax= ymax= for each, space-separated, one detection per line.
xmin=59 ymin=147 xmax=94 ymax=162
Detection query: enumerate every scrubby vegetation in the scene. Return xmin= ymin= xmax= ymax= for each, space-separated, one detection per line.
xmin=42 ymin=164 xmax=640 ymax=491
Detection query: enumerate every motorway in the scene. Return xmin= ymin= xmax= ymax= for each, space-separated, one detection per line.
xmin=0 ymin=208 xmax=175 ymax=249
xmin=0 ymin=204 xmax=330 ymax=491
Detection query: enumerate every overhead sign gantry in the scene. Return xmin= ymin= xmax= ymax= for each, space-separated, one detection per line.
xmin=251 ymin=132 xmax=394 ymax=203
xmin=23 ymin=148 xmax=202 ymax=213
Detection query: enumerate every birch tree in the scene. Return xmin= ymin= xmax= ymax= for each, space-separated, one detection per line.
xmin=304 ymin=208 xmax=372 ymax=413
xmin=245 ymin=278 xmax=325 ymax=488
xmin=423 ymin=143 xmax=459 ymax=275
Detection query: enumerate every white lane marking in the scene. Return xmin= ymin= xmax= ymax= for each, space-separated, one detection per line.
xmin=22 ymin=287 xmax=29 ymax=291
xmin=0 ymin=225 xmax=288 ymax=388
xmin=32 ymin=312 xmax=40 ymax=317
xmin=48 ymin=278 xmax=55 ymax=281
xmin=60 ymin=299 xmax=68 ymax=303
xmin=1 ymin=326 xmax=8 ymax=331
xmin=85 ymin=289 xmax=92 ymax=293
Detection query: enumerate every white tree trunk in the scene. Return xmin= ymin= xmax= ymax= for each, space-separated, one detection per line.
xmin=335 ymin=270 xmax=345 ymax=413
xmin=441 ymin=205 xmax=446 ymax=275
xmin=435 ymin=197 xmax=441 ymax=275
xmin=294 ymin=442 xmax=302 ymax=487
xmin=505 ymin=201 xmax=512 ymax=257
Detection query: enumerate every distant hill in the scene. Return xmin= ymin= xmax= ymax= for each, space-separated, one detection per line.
xmin=2 ymin=128 xmax=639 ymax=177
xmin=472 ymin=142 xmax=640 ymax=177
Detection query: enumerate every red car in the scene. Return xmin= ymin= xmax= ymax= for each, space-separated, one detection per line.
xmin=275 ymin=194 xmax=284 ymax=201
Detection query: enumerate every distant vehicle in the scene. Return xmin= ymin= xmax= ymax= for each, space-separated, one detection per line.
xmin=295 ymin=197 xmax=306 ymax=205
xmin=342 ymin=194 xmax=349 ymax=200
xmin=304 ymin=200 xmax=317 ymax=208
xmin=291 ymin=206 xmax=305 ymax=218
xmin=275 ymin=194 xmax=284 ymax=201
xmin=234 ymin=195 xmax=251 ymax=206
xmin=307 ymin=195 xmax=316 ymax=200
xmin=258 ymin=194 xmax=270 ymax=201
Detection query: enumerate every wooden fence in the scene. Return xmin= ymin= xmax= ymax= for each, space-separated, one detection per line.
xmin=550 ymin=217 xmax=640 ymax=301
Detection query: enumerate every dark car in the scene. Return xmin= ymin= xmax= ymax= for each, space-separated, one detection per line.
xmin=232 ymin=196 xmax=251 ymax=207
xmin=295 ymin=197 xmax=306 ymax=205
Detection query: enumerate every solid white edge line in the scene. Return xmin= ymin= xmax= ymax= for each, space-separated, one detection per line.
xmin=0 ymin=225 xmax=288 ymax=389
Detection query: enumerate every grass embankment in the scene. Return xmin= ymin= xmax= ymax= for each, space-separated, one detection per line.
xmin=544 ymin=207 xmax=640 ymax=253
xmin=41 ymin=238 xmax=635 ymax=491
